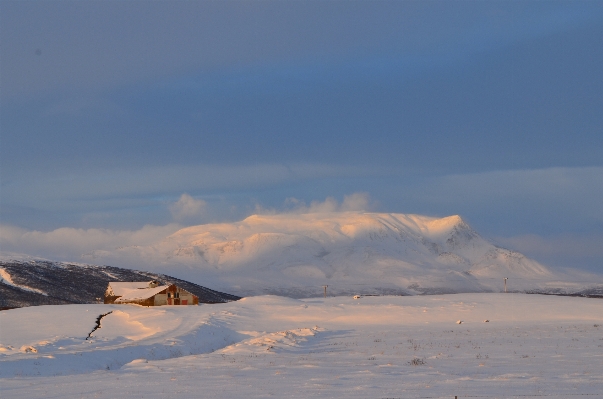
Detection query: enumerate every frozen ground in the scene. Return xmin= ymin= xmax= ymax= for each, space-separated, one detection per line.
xmin=1 ymin=294 xmax=602 ymax=398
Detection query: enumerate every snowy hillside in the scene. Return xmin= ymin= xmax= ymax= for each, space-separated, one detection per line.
xmin=0 ymin=258 xmax=239 ymax=309
xmin=2 ymin=294 xmax=603 ymax=398
xmin=81 ymin=212 xmax=603 ymax=297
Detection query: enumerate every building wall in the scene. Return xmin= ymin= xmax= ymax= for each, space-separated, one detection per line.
xmin=154 ymin=294 xmax=168 ymax=306
xmin=166 ymin=285 xmax=198 ymax=305
xmin=104 ymin=284 xmax=199 ymax=306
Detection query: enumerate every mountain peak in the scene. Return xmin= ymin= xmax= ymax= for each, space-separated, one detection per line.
xmin=422 ymin=214 xmax=466 ymax=234
xmin=92 ymin=211 xmax=560 ymax=297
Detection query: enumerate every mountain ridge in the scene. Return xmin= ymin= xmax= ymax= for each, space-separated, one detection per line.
xmin=71 ymin=211 xmax=598 ymax=297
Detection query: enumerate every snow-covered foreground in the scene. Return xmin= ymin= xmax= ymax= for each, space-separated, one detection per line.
xmin=1 ymin=294 xmax=602 ymax=398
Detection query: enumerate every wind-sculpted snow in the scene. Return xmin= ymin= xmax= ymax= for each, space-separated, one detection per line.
xmin=78 ymin=212 xmax=602 ymax=297
xmin=0 ymin=304 xmax=246 ymax=377
xmin=2 ymin=294 xmax=603 ymax=398
xmin=222 ymin=326 xmax=326 ymax=354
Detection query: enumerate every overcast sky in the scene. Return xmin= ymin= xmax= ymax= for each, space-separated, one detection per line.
xmin=1 ymin=1 xmax=602 ymax=271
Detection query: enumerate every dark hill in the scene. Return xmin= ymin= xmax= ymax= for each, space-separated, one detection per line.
xmin=0 ymin=260 xmax=240 ymax=309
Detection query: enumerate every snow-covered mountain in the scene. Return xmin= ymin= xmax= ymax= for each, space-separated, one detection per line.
xmin=78 ymin=212 xmax=602 ymax=297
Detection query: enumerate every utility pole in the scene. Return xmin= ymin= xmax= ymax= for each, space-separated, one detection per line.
xmin=504 ymin=277 xmax=508 ymax=293
xmin=322 ymin=285 xmax=328 ymax=298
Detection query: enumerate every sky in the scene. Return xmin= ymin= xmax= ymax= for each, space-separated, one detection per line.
xmin=1 ymin=1 xmax=602 ymax=272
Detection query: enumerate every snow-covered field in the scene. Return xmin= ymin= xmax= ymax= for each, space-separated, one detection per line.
xmin=1 ymin=294 xmax=602 ymax=398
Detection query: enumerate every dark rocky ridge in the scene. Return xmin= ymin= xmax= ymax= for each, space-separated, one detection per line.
xmin=0 ymin=260 xmax=240 ymax=309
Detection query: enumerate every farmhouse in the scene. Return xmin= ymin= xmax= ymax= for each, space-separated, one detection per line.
xmin=104 ymin=280 xmax=199 ymax=306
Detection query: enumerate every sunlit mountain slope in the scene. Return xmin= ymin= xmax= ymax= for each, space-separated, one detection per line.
xmin=89 ymin=212 xmax=587 ymax=297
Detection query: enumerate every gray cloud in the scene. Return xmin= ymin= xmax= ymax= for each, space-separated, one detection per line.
xmin=0 ymin=193 xmax=373 ymax=263
xmin=2 ymin=163 xmax=378 ymax=211
xmin=405 ymin=167 xmax=603 ymax=234
xmin=495 ymin=233 xmax=603 ymax=272
xmin=0 ymin=223 xmax=181 ymax=263
xmin=169 ymin=194 xmax=207 ymax=222
xmin=3 ymin=1 xmax=599 ymax=99
xmin=270 ymin=192 xmax=374 ymax=214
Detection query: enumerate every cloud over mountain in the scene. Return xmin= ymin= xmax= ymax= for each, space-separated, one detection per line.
xmin=170 ymin=194 xmax=207 ymax=222
xmin=72 ymin=211 xmax=579 ymax=297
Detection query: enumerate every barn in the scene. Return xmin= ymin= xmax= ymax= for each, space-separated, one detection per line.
xmin=104 ymin=280 xmax=199 ymax=306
